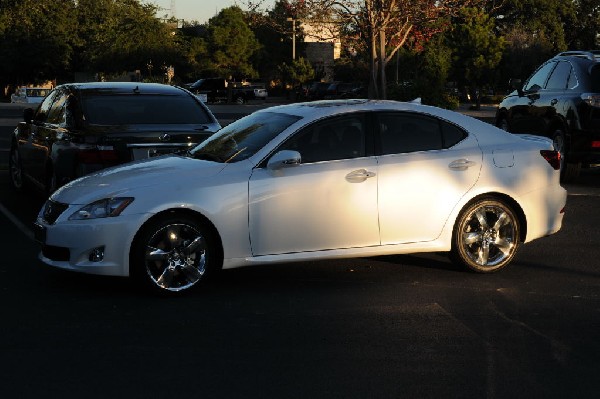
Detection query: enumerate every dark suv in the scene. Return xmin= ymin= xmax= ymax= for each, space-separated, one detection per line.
xmin=9 ymin=82 xmax=221 ymax=194
xmin=496 ymin=51 xmax=600 ymax=181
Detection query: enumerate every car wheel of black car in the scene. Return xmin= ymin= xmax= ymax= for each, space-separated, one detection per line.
xmin=450 ymin=197 xmax=520 ymax=273
xmin=234 ymin=95 xmax=245 ymax=104
xmin=130 ymin=212 xmax=221 ymax=295
xmin=497 ymin=116 xmax=509 ymax=131
xmin=8 ymin=144 xmax=24 ymax=191
xmin=552 ymin=128 xmax=581 ymax=182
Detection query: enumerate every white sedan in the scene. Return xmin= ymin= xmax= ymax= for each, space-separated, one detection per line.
xmin=34 ymin=100 xmax=567 ymax=294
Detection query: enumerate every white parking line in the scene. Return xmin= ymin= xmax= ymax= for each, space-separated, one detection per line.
xmin=0 ymin=201 xmax=34 ymax=241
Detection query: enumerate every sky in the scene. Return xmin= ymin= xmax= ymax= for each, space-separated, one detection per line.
xmin=148 ymin=0 xmax=275 ymax=24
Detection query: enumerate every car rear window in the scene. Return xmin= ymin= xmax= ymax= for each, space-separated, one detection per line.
xmin=82 ymin=94 xmax=212 ymax=125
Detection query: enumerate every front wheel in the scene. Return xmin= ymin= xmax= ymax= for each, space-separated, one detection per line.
xmin=130 ymin=213 xmax=220 ymax=294
xmin=450 ymin=198 xmax=520 ymax=273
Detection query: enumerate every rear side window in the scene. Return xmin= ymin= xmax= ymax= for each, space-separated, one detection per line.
xmin=377 ymin=112 xmax=466 ymax=155
xmin=82 ymin=94 xmax=212 ymax=125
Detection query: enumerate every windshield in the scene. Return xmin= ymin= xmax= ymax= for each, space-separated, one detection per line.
xmin=189 ymin=111 xmax=301 ymax=163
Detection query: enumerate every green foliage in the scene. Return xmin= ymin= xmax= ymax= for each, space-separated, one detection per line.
xmin=388 ymin=38 xmax=457 ymax=108
xmin=448 ymin=8 xmax=505 ymax=87
xmin=278 ymin=57 xmax=315 ymax=87
xmin=206 ymin=6 xmax=260 ymax=79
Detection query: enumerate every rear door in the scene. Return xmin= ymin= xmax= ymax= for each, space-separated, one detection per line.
xmin=375 ymin=112 xmax=481 ymax=244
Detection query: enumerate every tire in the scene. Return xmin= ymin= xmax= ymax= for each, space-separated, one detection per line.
xmin=8 ymin=144 xmax=24 ymax=191
xmin=497 ymin=116 xmax=509 ymax=131
xmin=551 ymin=129 xmax=581 ymax=183
xmin=130 ymin=213 xmax=219 ymax=294
xmin=450 ymin=198 xmax=520 ymax=273
xmin=234 ymin=95 xmax=245 ymax=104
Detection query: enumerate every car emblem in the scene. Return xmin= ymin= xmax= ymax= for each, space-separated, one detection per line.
xmin=159 ymin=133 xmax=171 ymax=142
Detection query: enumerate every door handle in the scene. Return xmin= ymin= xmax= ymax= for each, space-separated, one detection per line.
xmin=449 ymin=159 xmax=476 ymax=171
xmin=345 ymin=169 xmax=376 ymax=183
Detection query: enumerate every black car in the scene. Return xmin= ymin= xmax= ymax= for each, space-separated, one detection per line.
xmin=496 ymin=51 xmax=600 ymax=182
xmin=9 ymin=82 xmax=221 ymax=195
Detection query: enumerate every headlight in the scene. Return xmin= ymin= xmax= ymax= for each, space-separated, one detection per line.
xmin=68 ymin=197 xmax=134 ymax=220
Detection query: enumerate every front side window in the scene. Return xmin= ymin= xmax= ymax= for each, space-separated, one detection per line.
xmin=46 ymin=94 xmax=68 ymax=125
xmin=524 ymin=62 xmax=556 ymax=92
xmin=189 ymin=112 xmax=301 ymax=163
xmin=35 ymin=89 xmax=60 ymax=122
xmin=279 ymin=114 xmax=367 ymax=163
xmin=545 ymin=61 xmax=572 ymax=90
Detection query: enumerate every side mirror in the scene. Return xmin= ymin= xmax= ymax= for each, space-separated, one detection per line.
xmin=23 ymin=108 xmax=34 ymax=123
xmin=267 ymin=150 xmax=301 ymax=170
xmin=509 ymin=78 xmax=524 ymax=96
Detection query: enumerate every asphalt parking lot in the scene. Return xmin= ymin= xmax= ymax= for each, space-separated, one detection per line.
xmin=1 ymin=101 xmax=599 ymax=398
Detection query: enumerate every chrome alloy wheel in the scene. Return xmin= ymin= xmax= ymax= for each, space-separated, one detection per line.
xmin=452 ymin=199 xmax=519 ymax=272
xmin=144 ymin=223 xmax=207 ymax=292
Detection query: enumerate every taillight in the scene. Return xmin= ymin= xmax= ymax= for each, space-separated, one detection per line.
xmin=592 ymin=141 xmax=600 ymax=148
xmin=540 ymin=150 xmax=561 ymax=170
xmin=581 ymin=93 xmax=600 ymax=107
xmin=77 ymin=146 xmax=119 ymax=164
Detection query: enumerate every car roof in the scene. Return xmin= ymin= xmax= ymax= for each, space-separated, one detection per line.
xmin=57 ymin=82 xmax=186 ymax=95
xmin=257 ymin=99 xmax=452 ymax=120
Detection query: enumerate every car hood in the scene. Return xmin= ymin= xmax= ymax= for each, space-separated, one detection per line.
xmin=52 ymin=155 xmax=226 ymax=205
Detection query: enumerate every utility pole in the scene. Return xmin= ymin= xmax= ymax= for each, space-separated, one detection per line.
xmin=286 ymin=18 xmax=296 ymax=60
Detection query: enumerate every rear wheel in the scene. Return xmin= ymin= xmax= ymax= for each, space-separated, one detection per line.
xmin=130 ymin=213 xmax=220 ymax=294
xmin=552 ymin=129 xmax=581 ymax=182
xmin=450 ymin=198 xmax=520 ymax=273
xmin=234 ymin=95 xmax=245 ymax=104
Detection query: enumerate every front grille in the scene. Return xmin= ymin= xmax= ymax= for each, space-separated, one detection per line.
xmin=42 ymin=245 xmax=70 ymax=262
xmin=41 ymin=200 xmax=69 ymax=225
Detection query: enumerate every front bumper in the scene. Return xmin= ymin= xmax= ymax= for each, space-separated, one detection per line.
xmin=36 ymin=210 xmax=151 ymax=277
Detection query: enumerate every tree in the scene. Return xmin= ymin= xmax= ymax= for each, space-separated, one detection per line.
xmin=278 ymin=57 xmax=315 ymax=88
xmin=448 ymin=7 xmax=505 ymax=109
xmin=74 ymin=0 xmax=180 ymax=79
xmin=298 ymin=0 xmax=484 ymax=99
xmin=206 ymin=6 xmax=261 ymax=79
xmin=0 ymin=0 xmax=77 ymax=90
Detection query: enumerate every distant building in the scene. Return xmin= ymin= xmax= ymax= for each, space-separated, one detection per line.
xmin=300 ymin=21 xmax=341 ymax=82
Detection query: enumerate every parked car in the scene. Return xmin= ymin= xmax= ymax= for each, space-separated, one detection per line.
xmin=187 ymin=78 xmax=268 ymax=104
xmin=10 ymin=86 xmax=51 ymax=104
xmin=305 ymin=81 xmax=331 ymax=100
xmin=324 ymin=82 xmax=365 ymax=99
xmin=496 ymin=51 xmax=600 ymax=182
xmin=34 ymin=99 xmax=566 ymax=294
xmin=9 ymin=82 xmax=221 ymax=195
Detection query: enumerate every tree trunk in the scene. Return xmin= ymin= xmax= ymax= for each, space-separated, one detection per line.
xmin=379 ymin=29 xmax=387 ymax=100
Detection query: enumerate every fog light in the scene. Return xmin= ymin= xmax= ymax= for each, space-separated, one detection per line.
xmin=89 ymin=247 xmax=105 ymax=262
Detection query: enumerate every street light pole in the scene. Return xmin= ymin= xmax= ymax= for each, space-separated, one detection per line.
xmin=286 ymin=18 xmax=296 ymax=60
